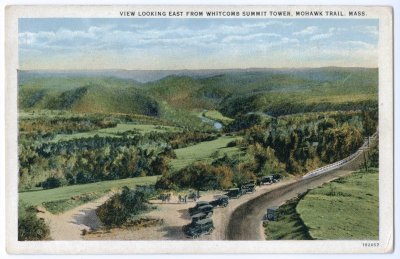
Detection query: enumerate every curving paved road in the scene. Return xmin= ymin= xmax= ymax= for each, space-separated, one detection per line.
xmin=227 ymin=136 xmax=377 ymax=240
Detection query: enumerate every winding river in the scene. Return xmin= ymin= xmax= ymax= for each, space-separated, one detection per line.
xmin=198 ymin=110 xmax=223 ymax=130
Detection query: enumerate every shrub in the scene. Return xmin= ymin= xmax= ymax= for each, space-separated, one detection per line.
xmin=156 ymin=162 xmax=234 ymax=191
xmin=76 ymin=171 xmax=95 ymax=184
xmin=41 ymin=176 xmax=63 ymax=189
xmin=18 ymin=205 xmax=50 ymax=241
xmin=96 ymin=187 xmax=148 ymax=227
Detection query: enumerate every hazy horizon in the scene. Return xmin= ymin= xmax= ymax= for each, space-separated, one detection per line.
xmin=19 ymin=65 xmax=378 ymax=72
xmin=19 ymin=66 xmax=378 ymax=83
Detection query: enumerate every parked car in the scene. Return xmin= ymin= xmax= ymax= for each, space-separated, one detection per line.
xmin=257 ymin=176 xmax=274 ymax=185
xmin=241 ymin=183 xmax=256 ymax=194
xmin=226 ymin=188 xmax=242 ymax=199
xmin=272 ymin=174 xmax=282 ymax=182
xmin=189 ymin=204 xmax=214 ymax=216
xmin=188 ymin=201 xmax=210 ymax=215
xmin=182 ymin=218 xmax=214 ymax=238
xmin=209 ymin=195 xmax=229 ymax=207
xmin=191 ymin=212 xmax=209 ymax=223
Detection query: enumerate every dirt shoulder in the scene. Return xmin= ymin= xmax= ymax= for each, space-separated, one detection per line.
xmin=38 ymin=192 xmax=115 ymax=240
xmin=39 ymin=181 xmax=299 ymax=241
xmin=80 ymin=181 xmax=301 ymax=241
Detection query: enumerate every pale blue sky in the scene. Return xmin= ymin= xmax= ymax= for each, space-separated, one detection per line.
xmin=19 ymin=18 xmax=379 ymax=70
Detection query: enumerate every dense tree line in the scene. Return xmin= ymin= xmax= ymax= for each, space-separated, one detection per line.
xmin=156 ymin=162 xmax=234 ymax=191
xmin=220 ymin=91 xmax=378 ymax=118
xmin=18 ymin=127 xmax=218 ymax=190
xmin=242 ymin=111 xmax=376 ymax=174
xmin=19 ymin=115 xmax=117 ymax=141
xmin=156 ymin=110 xmax=378 ymax=190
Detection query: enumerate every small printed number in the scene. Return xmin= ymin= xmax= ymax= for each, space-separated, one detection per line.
xmin=362 ymin=242 xmax=379 ymax=247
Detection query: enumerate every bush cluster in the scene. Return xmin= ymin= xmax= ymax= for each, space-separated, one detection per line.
xmin=18 ymin=205 xmax=50 ymax=241
xmin=96 ymin=187 xmax=149 ymax=227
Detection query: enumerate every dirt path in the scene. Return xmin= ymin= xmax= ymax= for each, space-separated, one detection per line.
xmin=83 ymin=192 xmax=225 ymax=240
xmin=38 ymin=192 xmax=115 ymax=240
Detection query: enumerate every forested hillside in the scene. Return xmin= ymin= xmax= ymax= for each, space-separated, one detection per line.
xmin=18 ymin=67 xmax=378 ymax=191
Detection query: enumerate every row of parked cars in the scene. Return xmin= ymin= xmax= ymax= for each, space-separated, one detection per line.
xmin=182 ymin=174 xmax=283 ymax=238
xmin=182 ymin=195 xmax=229 ymax=238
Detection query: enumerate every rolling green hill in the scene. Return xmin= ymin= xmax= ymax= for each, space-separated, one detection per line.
xmin=19 ymin=80 xmax=160 ymax=116
xmin=18 ymin=67 xmax=378 ymax=119
xmin=146 ymin=75 xmax=215 ymax=110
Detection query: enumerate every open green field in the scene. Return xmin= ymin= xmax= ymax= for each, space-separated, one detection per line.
xmin=19 ymin=176 xmax=158 ymax=207
xmin=203 ymin=110 xmax=234 ymax=125
xmin=51 ymin=123 xmax=180 ymax=142
xmin=170 ymin=135 xmax=241 ymax=170
xmin=264 ymin=196 xmax=312 ymax=240
xmin=42 ymin=191 xmax=107 ymax=214
xmin=297 ymin=169 xmax=379 ymax=240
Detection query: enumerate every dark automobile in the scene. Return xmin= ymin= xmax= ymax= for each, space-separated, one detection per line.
xmin=189 ymin=204 xmax=214 ymax=216
xmin=182 ymin=218 xmax=214 ymax=238
xmin=241 ymin=183 xmax=256 ymax=194
xmin=272 ymin=174 xmax=282 ymax=182
xmin=209 ymin=195 xmax=229 ymax=207
xmin=257 ymin=176 xmax=274 ymax=185
xmin=191 ymin=212 xmax=208 ymax=223
xmin=226 ymin=188 xmax=242 ymax=199
xmin=188 ymin=201 xmax=210 ymax=215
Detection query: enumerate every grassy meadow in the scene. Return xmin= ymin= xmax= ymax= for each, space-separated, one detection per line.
xmin=203 ymin=110 xmax=234 ymax=125
xmin=19 ymin=176 xmax=158 ymax=209
xmin=170 ymin=135 xmax=241 ymax=170
xmin=264 ymin=169 xmax=378 ymax=240
xmin=263 ymin=196 xmax=312 ymax=240
xmin=297 ymin=169 xmax=379 ymax=240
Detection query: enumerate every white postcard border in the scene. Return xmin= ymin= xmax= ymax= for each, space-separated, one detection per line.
xmin=5 ymin=4 xmax=394 ymax=254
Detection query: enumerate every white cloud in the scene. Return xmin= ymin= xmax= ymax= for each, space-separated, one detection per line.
xmin=341 ymin=41 xmax=376 ymax=50
xmin=244 ymin=21 xmax=293 ymax=28
xmin=280 ymin=37 xmax=299 ymax=44
xmin=309 ymin=32 xmax=334 ymax=41
xmin=328 ymin=27 xmax=347 ymax=33
xmin=359 ymin=25 xmax=379 ymax=37
xmin=293 ymin=26 xmax=318 ymax=36
xmin=18 ymin=20 xmax=379 ymax=70
xmin=222 ymin=32 xmax=280 ymax=43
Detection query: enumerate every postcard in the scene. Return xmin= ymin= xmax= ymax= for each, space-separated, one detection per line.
xmin=5 ymin=5 xmax=393 ymax=254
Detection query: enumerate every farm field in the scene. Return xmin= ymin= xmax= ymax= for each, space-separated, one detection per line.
xmin=51 ymin=123 xmax=181 ymax=142
xmin=297 ymin=169 xmax=379 ymax=239
xmin=170 ymin=135 xmax=241 ymax=170
xmin=19 ymin=176 xmax=158 ymax=208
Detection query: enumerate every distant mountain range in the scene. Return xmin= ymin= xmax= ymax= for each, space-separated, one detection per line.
xmin=19 ymin=67 xmax=375 ymax=83
xmin=18 ymin=67 xmax=378 ymax=120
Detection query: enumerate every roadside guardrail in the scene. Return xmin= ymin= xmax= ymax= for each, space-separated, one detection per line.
xmin=302 ymin=131 xmax=378 ymax=180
